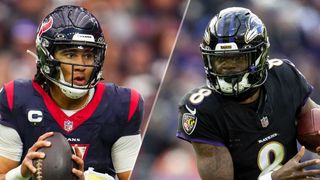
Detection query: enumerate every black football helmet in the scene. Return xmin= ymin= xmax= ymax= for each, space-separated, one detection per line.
xmin=35 ymin=5 xmax=106 ymax=99
xmin=200 ymin=7 xmax=269 ymax=98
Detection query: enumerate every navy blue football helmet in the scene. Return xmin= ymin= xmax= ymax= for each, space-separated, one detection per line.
xmin=36 ymin=5 xmax=106 ymax=99
xmin=200 ymin=7 xmax=269 ymax=98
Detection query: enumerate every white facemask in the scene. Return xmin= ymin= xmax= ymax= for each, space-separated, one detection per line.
xmin=215 ymin=73 xmax=251 ymax=94
xmin=53 ymin=70 xmax=90 ymax=99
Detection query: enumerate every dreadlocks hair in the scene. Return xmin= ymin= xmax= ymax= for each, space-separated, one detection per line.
xmin=34 ymin=64 xmax=50 ymax=92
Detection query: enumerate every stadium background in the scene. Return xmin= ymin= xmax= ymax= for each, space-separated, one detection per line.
xmin=135 ymin=0 xmax=320 ymax=180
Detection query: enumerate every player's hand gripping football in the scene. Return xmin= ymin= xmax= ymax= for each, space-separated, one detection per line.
xmin=271 ymin=146 xmax=320 ymax=179
xmin=20 ymin=132 xmax=54 ymax=177
xmin=20 ymin=132 xmax=85 ymax=179
xmin=72 ymin=144 xmax=85 ymax=180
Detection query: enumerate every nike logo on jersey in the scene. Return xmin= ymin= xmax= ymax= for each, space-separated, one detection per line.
xmin=185 ymin=105 xmax=196 ymax=115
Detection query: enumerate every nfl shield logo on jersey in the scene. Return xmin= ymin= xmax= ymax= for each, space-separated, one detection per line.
xmin=64 ymin=120 xmax=73 ymax=132
xmin=182 ymin=113 xmax=197 ymax=135
xmin=260 ymin=116 xmax=269 ymax=128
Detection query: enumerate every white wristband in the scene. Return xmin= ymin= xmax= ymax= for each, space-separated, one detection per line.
xmin=258 ymin=171 xmax=273 ymax=180
xmin=5 ymin=165 xmax=30 ymax=180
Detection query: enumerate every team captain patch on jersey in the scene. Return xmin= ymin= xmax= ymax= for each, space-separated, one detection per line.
xmin=0 ymin=80 xmax=144 ymax=177
xmin=177 ymin=59 xmax=313 ymax=180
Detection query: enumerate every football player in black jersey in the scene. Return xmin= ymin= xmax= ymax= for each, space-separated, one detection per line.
xmin=0 ymin=5 xmax=143 ymax=180
xmin=177 ymin=7 xmax=320 ymax=180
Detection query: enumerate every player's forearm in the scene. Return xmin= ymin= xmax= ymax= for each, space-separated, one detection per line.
xmin=1 ymin=165 xmax=30 ymax=180
xmin=192 ymin=142 xmax=234 ymax=180
xmin=196 ymin=156 xmax=233 ymax=180
xmin=0 ymin=156 xmax=20 ymax=176
xmin=117 ymin=171 xmax=131 ymax=180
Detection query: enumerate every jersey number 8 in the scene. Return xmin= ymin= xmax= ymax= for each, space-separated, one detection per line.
xmin=189 ymin=88 xmax=212 ymax=104
xmin=257 ymin=141 xmax=284 ymax=177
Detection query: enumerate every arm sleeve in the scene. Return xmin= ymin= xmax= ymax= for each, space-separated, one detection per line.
xmin=177 ymin=100 xmax=225 ymax=147
xmin=121 ymin=90 xmax=144 ymax=136
xmin=0 ymin=124 xmax=22 ymax=161
xmin=283 ymin=60 xmax=313 ymax=112
xmin=0 ymin=81 xmax=18 ymax=130
xmin=111 ymin=134 xmax=141 ymax=173
xmin=0 ymin=82 xmax=23 ymax=161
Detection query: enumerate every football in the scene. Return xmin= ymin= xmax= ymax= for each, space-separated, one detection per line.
xmin=32 ymin=132 xmax=77 ymax=180
xmin=297 ymin=108 xmax=320 ymax=152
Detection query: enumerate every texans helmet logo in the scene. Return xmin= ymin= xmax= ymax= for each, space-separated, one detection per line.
xmin=38 ymin=16 xmax=53 ymax=37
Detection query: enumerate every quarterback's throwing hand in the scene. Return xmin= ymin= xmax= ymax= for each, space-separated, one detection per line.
xmin=272 ymin=146 xmax=320 ymax=179
xmin=21 ymin=132 xmax=53 ymax=177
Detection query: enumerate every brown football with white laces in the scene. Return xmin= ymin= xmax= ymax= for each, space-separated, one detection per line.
xmin=32 ymin=132 xmax=77 ymax=180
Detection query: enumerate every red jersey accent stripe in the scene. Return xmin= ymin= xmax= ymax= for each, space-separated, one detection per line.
xmin=32 ymin=81 xmax=106 ymax=133
xmin=4 ymin=81 xmax=14 ymax=112
xmin=128 ymin=89 xmax=140 ymax=122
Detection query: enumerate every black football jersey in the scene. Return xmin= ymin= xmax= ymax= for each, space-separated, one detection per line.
xmin=177 ymin=59 xmax=312 ymax=179
xmin=0 ymin=80 xmax=144 ymax=177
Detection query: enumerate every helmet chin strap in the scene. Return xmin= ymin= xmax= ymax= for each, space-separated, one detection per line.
xmin=54 ymin=70 xmax=90 ymax=99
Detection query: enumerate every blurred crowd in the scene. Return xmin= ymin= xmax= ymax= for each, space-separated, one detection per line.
xmin=0 ymin=0 xmax=186 ymax=138
xmin=138 ymin=0 xmax=320 ymax=180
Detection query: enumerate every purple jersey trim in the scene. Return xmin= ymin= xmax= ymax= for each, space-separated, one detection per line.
xmin=300 ymin=85 xmax=313 ymax=108
xmin=176 ymin=131 xmax=225 ymax=147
